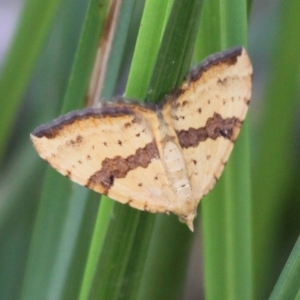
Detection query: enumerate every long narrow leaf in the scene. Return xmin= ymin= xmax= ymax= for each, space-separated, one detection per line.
xmin=0 ymin=0 xmax=63 ymax=163
xmin=252 ymin=0 xmax=300 ymax=297
xmin=78 ymin=1 xmax=142 ymax=299
xmin=269 ymin=235 xmax=300 ymax=300
xmin=198 ymin=0 xmax=253 ymax=299
xmin=21 ymin=0 xmax=112 ymax=299
xmin=81 ymin=0 xmax=204 ymax=299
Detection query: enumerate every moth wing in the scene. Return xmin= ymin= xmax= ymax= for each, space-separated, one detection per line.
xmin=162 ymin=47 xmax=252 ymax=201
xmin=31 ymin=103 xmax=176 ymax=213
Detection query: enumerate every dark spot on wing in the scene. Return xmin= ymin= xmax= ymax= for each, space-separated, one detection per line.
xmin=217 ymin=77 xmax=228 ymax=86
xmin=67 ymin=135 xmax=83 ymax=147
xmin=182 ymin=100 xmax=189 ymax=107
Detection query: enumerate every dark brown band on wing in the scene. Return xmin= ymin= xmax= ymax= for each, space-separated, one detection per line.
xmin=86 ymin=141 xmax=159 ymax=193
xmin=176 ymin=113 xmax=241 ymax=149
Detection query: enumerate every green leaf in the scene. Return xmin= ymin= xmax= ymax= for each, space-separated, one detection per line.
xmin=125 ymin=0 xmax=171 ymax=99
xmin=61 ymin=0 xmax=111 ymax=113
xmin=80 ymin=0 xmax=204 ymax=299
xmin=147 ymin=0 xmax=204 ymax=102
xmin=77 ymin=2 xmax=141 ymax=299
xmin=3 ymin=0 xmax=300 ymax=299
xmin=269 ymin=235 xmax=300 ymax=300
xmin=197 ymin=0 xmax=253 ymax=299
xmin=21 ymin=0 xmax=113 ymax=299
xmin=0 ymin=0 xmax=63 ymax=163
xmin=252 ymin=0 xmax=300 ymax=297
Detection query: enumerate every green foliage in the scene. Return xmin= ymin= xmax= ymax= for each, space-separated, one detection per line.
xmin=197 ymin=1 xmax=252 ymax=299
xmin=0 ymin=0 xmax=63 ymax=162
xmin=269 ymin=235 xmax=300 ymax=300
xmin=0 ymin=0 xmax=300 ymax=299
xmin=251 ymin=0 xmax=300 ymax=298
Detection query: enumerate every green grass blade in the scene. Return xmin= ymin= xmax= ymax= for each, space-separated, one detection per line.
xmin=269 ymin=235 xmax=300 ymax=300
xmin=252 ymin=0 xmax=300 ymax=297
xmin=86 ymin=208 xmax=155 ymax=299
xmin=58 ymin=192 xmax=99 ymax=300
xmin=80 ymin=0 xmax=168 ymax=297
xmin=137 ymin=216 xmax=194 ymax=300
xmin=21 ymin=171 xmax=82 ymax=299
xmin=78 ymin=197 xmax=114 ymax=300
xmin=3 ymin=1 xmax=300 ymax=299
xmin=147 ymin=0 xmax=204 ymax=102
xmin=137 ymin=1 xmax=204 ymax=299
xmin=81 ymin=0 xmax=204 ymax=299
xmin=40 ymin=186 xmax=92 ymax=300
xmin=0 ymin=148 xmax=45 ymax=300
xmin=21 ymin=0 xmax=113 ymax=299
xmin=197 ymin=0 xmax=253 ymax=299
xmin=0 ymin=0 xmax=63 ymax=163
xmin=61 ymin=0 xmax=111 ymax=113
xmin=101 ymin=0 xmax=138 ymax=98
xmin=125 ymin=0 xmax=170 ymax=99
xmin=0 ymin=3 xmax=88 ymax=296
xmin=77 ymin=1 xmax=139 ymax=298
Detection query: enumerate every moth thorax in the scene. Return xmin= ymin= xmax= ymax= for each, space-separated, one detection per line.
xmin=162 ymin=141 xmax=192 ymax=205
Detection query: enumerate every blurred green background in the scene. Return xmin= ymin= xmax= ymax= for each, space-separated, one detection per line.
xmin=0 ymin=0 xmax=300 ymax=299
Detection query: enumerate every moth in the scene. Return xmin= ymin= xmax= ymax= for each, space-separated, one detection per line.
xmin=31 ymin=47 xmax=252 ymax=231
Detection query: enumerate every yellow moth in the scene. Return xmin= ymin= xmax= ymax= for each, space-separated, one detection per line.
xmin=31 ymin=47 xmax=252 ymax=231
